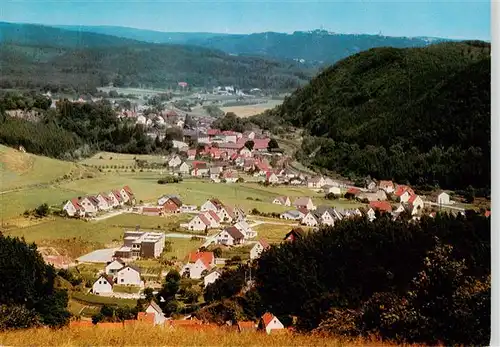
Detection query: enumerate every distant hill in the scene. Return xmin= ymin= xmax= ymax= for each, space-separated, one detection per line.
xmin=51 ymin=25 xmax=451 ymax=65
xmin=264 ymin=41 xmax=491 ymax=190
xmin=0 ymin=22 xmax=313 ymax=92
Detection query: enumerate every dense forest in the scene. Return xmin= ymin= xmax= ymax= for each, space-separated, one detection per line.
xmin=0 ymin=235 xmax=70 ymax=330
xmin=259 ymin=41 xmax=491 ymax=190
xmin=0 ymin=93 xmax=174 ymax=159
xmin=54 ymin=25 xmax=444 ymax=66
xmin=0 ymin=22 xmax=313 ymax=93
xmin=199 ymin=213 xmax=490 ymax=345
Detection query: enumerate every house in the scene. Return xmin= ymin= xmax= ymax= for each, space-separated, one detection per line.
xmin=280 ymin=209 xmax=306 ymax=220
xmin=182 ymin=252 xmax=215 ymax=279
xmin=203 ymin=269 xmax=221 ymax=287
xmin=293 ymin=197 xmax=316 ymax=210
xmin=239 ymin=147 xmax=252 ymax=158
xmin=357 ymin=190 xmax=388 ymax=202
xmin=301 ymin=211 xmax=321 ymax=227
xmin=218 ymin=205 xmax=236 ymax=223
xmin=92 ymin=193 xmax=111 ymax=211
xmin=394 ymin=185 xmax=415 ymax=203
xmin=250 ymin=239 xmax=270 ymax=260
xmin=186 ymin=214 xmax=211 ymax=231
xmin=92 ymin=275 xmax=114 ymax=295
xmin=191 ymin=162 xmax=209 ymax=177
xmin=179 ymin=162 xmax=191 ymax=175
xmin=120 ymin=186 xmax=135 ymax=205
xmin=379 ymin=180 xmax=395 ymax=194
xmin=145 ymin=301 xmax=166 ymax=326
xmin=114 ymin=231 xmax=165 ymax=259
xmin=168 ymin=155 xmax=182 ymax=168
xmin=216 ymin=227 xmax=245 ymax=246
xmin=345 ymin=187 xmax=361 ymax=198
xmin=161 ymin=196 xmax=183 ymax=213
xmin=201 ymin=199 xmax=223 ymax=212
xmin=142 ymin=207 xmax=163 ymax=216
xmin=272 ymin=196 xmax=291 ymax=207
xmin=437 ymin=192 xmax=451 ymax=205
xmin=79 ymin=196 xmax=98 ymax=215
xmin=234 ymin=220 xmax=256 ymax=239
xmin=202 ymin=210 xmax=221 ymax=228
xmin=314 ymin=206 xmax=343 ymax=226
xmin=259 ymin=312 xmax=284 ymax=334
xmin=366 ymin=208 xmax=376 ymax=222
xmin=266 ymin=172 xmax=280 ymax=184
xmin=394 ymin=204 xmax=405 ymax=213
xmin=324 ymin=186 xmax=341 ymax=196
xmin=110 ymin=190 xmax=124 ymax=206
xmin=289 ymin=177 xmax=304 ymax=185
xmin=369 ymin=201 xmax=393 ymax=214
xmin=105 ymin=259 xmax=126 ymax=276
xmin=62 ymin=198 xmax=85 ymax=218
xmin=107 ymin=191 xmax=121 ymax=207
xmin=284 ymin=228 xmax=305 ymax=242
xmin=366 ymin=180 xmax=377 ymax=191
xmin=187 ymin=149 xmax=197 ymax=160
xmin=115 ymin=265 xmax=142 ymax=286
xmin=157 ymin=194 xmax=181 ymax=206
xmin=307 ymin=176 xmax=326 ymax=189
xmin=238 ymin=321 xmax=257 ymax=333
xmin=408 ymin=194 xmax=424 ymax=210
xmin=222 ymin=170 xmax=239 ymax=183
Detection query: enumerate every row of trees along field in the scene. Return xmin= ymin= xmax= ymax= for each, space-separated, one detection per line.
xmin=254 ymin=41 xmax=491 ymax=191
xmin=0 ymin=94 xmax=178 ymax=159
xmin=198 ymin=212 xmax=490 ymax=346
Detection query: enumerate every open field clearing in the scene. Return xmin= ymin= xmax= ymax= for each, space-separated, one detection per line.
xmin=221 ymin=100 xmax=282 ymax=117
xmin=0 ymin=144 xmax=96 ymax=192
xmin=253 ymin=223 xmax=311 ymax=244
xmin=79 ymin=151 xmax=166 ymax=167
xmin=0 ymin=324 xmax=403 ymax=347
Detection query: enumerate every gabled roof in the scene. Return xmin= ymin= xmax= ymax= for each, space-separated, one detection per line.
xmin=112 ymin=190 xmax=123 ymax=202
xmin=192 ymin=161 xmax=208 ymax=169
xmin=187 ymin=251 xmax=214 ymax=268
xmin=221 ymin=205 xmax=236 ymax=218
xmin=165 ymin=196 xmax=183 ymax=207
xmin=194 ymin=214 xmax=211 ymax=226
xmin=261 ymin=312 xmax=275 ymax=327
xmin=107 ymin=258 xmax=125 ymax=266
xmin=408 ymin=194 xmax=420 ymax=204
xmin=147 ymin=300 xmax=164 ymax=315
xmin=394 ymin=185 xmax=415 ymax=197
xmin=369 ymin=201 xmax=393 ymax=213
xmin=224 ymin=226 xmax=245 ymax=240
xmin=379 ymin=180 xmax=394 ymax=188
xmin=347 ymin=187 xmax=361 ymax=195
xmin=238 ymin=321 xmax=257 ymax=332
xmin=258 ymin=239 xmax=270 ymax=249
xmin=123 ymin=185 xmax=134 ymax=196
xmin=96 ymin=274 xmax=114 ymax=287
xmin=274 ymin=196 xmax=289 ymax=204
xmin=143 ymin=207 xmax=161 ymax=213
xmin=86 ymin=195 xmax=100 ymax=206
xmin=284 ymin=228 xmax=305 ymax=239
xmin=69 ymin=198 xmax=83 ymax=211
xmin=117 ymin=264 xmax=141 ymax=274
xmin=209 ymin=198 xmax=223 ymax=209
xmin=206 ymin=210 xmax=221 ymax=222
xmin=294 ymin=197 xmax=312 ymax=206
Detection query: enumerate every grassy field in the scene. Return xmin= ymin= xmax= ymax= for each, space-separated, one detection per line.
xmin=221 ymin=100 xmax=282 ymax=118
xmin=80 ymin=151 xmax=166 ymax=167
xmin=0 ymin=325 xmax=403 ymax=347
xmin=71 ymin=292 xmax=137 ymax=307
xmin=253 ymin=223 xmax=308 ymax=244
xmin=163 ymin=237 xmax=203 ymax=260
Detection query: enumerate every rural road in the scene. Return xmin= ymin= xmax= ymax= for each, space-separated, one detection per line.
xmin=90 ymin=209 xmax=130 ymax=222
xmin=424 ymin=201 xmax=465 ymax=211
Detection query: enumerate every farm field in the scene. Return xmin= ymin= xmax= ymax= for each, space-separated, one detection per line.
xmin=253 ymin=223 xmax=311 ymax=244
xmin=0 ymin=144 xmax=96 ymax=192
xmin=80 ymin=151 xmax=166 ymax=167
xmin=221 ymin=100 xmax=282 ymax=118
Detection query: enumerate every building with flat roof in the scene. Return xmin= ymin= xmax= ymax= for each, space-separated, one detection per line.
xmin=114 ymin=230 xmax=165 ymax=259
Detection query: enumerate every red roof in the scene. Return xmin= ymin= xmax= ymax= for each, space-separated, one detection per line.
xmin=187 ymin=251 xmax=214 ymax=268
xmin=259 ymin=239 xmax=270 ymax=249
xmin=395 ymin=185 xmax=415 ymax=197
xmin=255 ymin=161 xmax=269 ymax=172
xmin=206 ymin=210 xmax=221 ymax=222
xmin=369 ymin=201 xmax=393 ymax=213
xmin=230 ymin=153 xmax=239 ymax=160
xmin=253 ymin=138 xmax=270 ymax=150
xmin=187 ymin=149 xmax=197 ymax=156
xmin=196 ymin=214 xmax=211 ymax=226
xmin=379 ymin=180 xmax=394 ymax=188
xmin=192 ymin=161 xmax=208 ymax=169
xmin=123 ymin=185 xmax=133 ymax=196
xmin=347 ymin=187 xmax=361 ymax=195
xmin=70 ymin=198 xmax=83 ymax=211
xmin=207 ymin=129 xmax=220 ymax=136
xmin=261 ymin=312 xmax=275 ymax=327
xmin=222 ymin=130 xmax=237 ymax=136
xmin=408 ymin=194 xmax=419 ymax=203
xmin=112 ymin=190 xmax=123 ymax=202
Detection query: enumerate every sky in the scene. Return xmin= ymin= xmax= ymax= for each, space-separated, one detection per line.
xmin=0 ymin=0 xmax=491 ymax=40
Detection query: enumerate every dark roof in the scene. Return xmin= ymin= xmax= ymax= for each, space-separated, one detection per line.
xmin=284 ymin=228 xmax=305 ymax=240
xmin=118 ymin=264 xmax=141 ymax=273
xmin=224 ymin=226 xmax=245 ymax=240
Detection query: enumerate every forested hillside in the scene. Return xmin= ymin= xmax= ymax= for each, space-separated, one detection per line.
xmin=264 ymin=41 xmax=491 ymax=190
xmin=0 ymin=23 xmax=313 ymax=92
xmin=53 ymin=25 xmax=445 ymax=65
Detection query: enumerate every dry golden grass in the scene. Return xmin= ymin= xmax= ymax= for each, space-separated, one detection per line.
xmin=221 ymin=100 xmax=282 ymax=118
xmin=0 ymin=324 xmax=404 ymax=347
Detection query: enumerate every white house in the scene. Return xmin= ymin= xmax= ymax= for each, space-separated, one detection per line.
xmin=260 ymin=312 xmax=285 ymax=334
xmin=408 ymin=195 xmax=425 ymax=210
xmin=79 ymin=197 xmax=98 ymax=215
xmin=293 ymin=197 xmax=316 ymax=211
xmin=182 ymin=252 xmax=214 ymax=279
xmin=168 ymin=155 xmax=182 ymax=168
xmin=301 ymin=212 xmax=320 ymax=227
xmin=201 ymin=199 xmax=222 ymax=212
xmin=186 ymin=214 xmax=210 ymax=231
xmin=145 ymin=301 xmax=166 ymax=326
xmin=272 ymin=196 xmax=291 ymax=207
xmin=96 ymin=193 xmax=112 ymax=210
xmin=62 ymin=199 xmax=84 ymax=218
xmin=92 ymin=275 xmax=114 ymax=295
xmin=397 ymin=191 xmax=411 ymax=203
xmin=115 ymin=265 xmax=142 ymax=286
xmin=218 ymin=205 xmax=235 ymax=223
xmin=437 ymin=192 xmax=451 ymax=205
xmin=105 ymin=259 xmax=126 ymax=276
xmin=107 ymin=192 xmax=121 ymax=207
xmin=266 ymin=172 xmax=280 ymax=184
xmin=366 ymin=208 xmax=376 ymax=222
xmin=179 ymin=162 xmax=190 ymax=175
xmin=307 ymin=176 xmax=326 ymax=189
xmin=234 ymin=220 xmax=256 ymax=239
xmin=216 ymin=227 xmax=245 ymax=246
xmin=202 ymin=210 xmax=221 ymax=228
xmin=239 ymin=147 xmax=252 ymax=158
xmin=280 ymin=209 xmax=306 ymax=220
xmin=324 ymin=186 xmax=341 ymax=195
xmin=379 ymin=180 xmax=395 ymax=194
xmin=203 ymin=269 xmax=221 ymax=287
xmin=250 ymin=239 xmax=270 ymax=260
